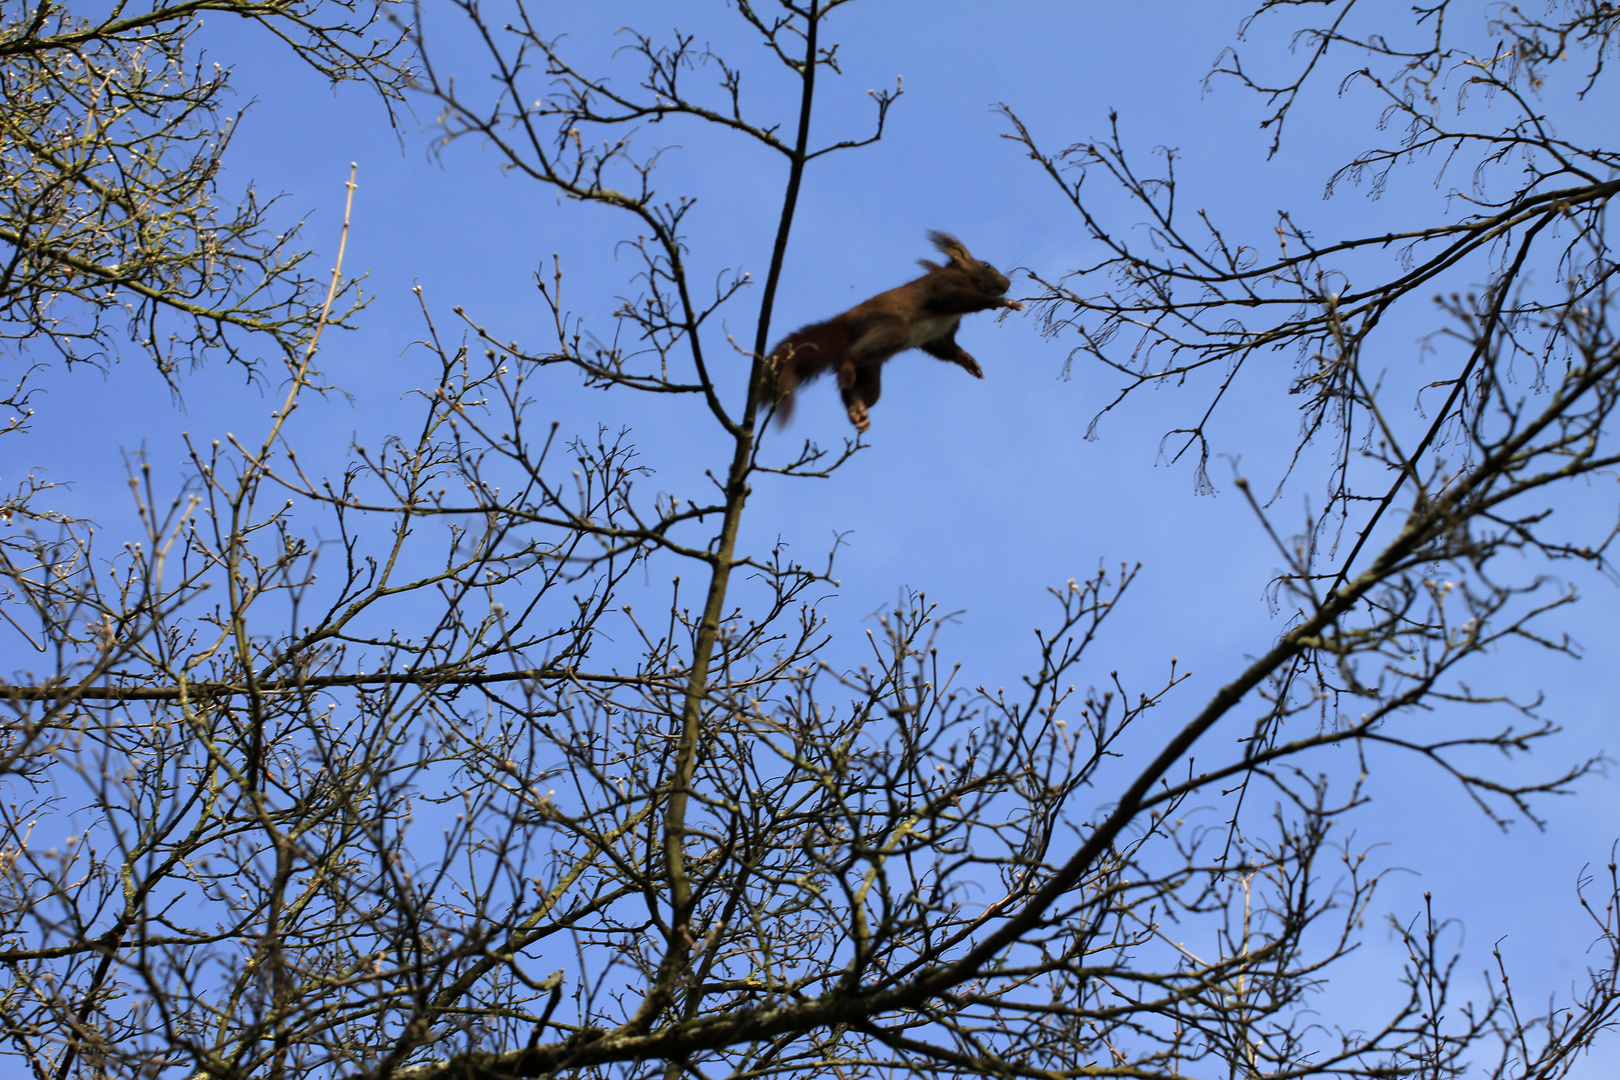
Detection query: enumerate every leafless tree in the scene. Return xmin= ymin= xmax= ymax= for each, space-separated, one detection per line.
xmin=2 ymin=2 xmax=1617 ymax=1079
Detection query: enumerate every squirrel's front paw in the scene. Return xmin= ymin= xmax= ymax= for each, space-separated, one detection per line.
xmin=846 ymin=402 xmax=870 ymax=431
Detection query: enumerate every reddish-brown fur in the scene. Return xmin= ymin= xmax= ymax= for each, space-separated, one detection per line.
xmin=767 ymin=232 xmax=1023 ymax=432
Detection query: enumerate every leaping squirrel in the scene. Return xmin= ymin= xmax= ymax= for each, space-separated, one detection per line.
xmin=767 ymin=232 xmax=1024 ymax=431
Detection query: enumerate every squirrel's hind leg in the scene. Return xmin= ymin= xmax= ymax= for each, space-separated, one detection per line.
xmin=841 ymin=363 xmax=882 ymax=432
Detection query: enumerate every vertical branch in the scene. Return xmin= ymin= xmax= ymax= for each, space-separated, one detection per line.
xmin=651 ymin=0 xmax=822 ymax=1026
xmin=235 ymin=163 xmax=359 ymax=791
xmin=744 ymin=0 xmax=824 ymax=429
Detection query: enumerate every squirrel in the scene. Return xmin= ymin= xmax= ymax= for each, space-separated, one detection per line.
xmin=767 ymin=231 xmax=1024 ymax=431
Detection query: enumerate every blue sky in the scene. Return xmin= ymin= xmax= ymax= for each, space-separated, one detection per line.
xmin=17 ymin=1 xmax=1620 ymax=1068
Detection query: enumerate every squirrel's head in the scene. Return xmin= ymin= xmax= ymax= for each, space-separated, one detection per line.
xmin=927 ymin=231 xmax=1011 ymax=296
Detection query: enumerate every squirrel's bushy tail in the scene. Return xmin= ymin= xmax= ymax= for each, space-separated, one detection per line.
xmin=767 ymin=319 xmax=848 ymax=426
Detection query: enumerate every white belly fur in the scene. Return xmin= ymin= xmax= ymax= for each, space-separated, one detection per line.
xmin=907 ymin=314 xmax=960 ymax=348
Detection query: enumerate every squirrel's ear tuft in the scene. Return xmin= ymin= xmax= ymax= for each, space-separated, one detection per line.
xmin=917 ymin=258 xmax=943 ymax=271
xmin=927 ymin=231 xmax=973 ymax=265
